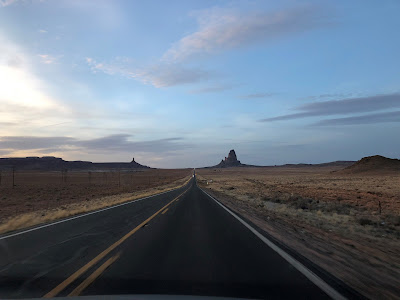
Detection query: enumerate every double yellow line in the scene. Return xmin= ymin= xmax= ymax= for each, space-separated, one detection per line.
xmin=44 ymin=188 xmax=188 ymax=298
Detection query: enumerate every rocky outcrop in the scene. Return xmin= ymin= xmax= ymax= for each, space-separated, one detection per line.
xmin=214 ymin=149 xmax=243 ymax=168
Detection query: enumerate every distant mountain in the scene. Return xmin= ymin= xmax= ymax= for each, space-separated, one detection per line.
xmin=279 ymin=161 xmax=355 ymax=168
xmin=337 ymin=155 xmax=400 ymax=174
xmin=205 ymin=149 xmax=355 ymax=169
xmin=0 ymin=156 xmax=149 ymax=171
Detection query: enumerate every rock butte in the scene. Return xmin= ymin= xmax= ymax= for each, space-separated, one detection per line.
xmin=215 ymin=149 xmax=243 ymax=168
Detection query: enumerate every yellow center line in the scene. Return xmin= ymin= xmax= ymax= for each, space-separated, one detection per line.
xmin=161 ymin=208 xmax=169 ymax=214
xmin=43 ymin=188 xmax=188 ymax=298
xmin=69 ymin=252 xmax=121 ymax=296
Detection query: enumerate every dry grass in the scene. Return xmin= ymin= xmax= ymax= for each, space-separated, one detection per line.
xmin=0 ymin=169 xmax=191 ymax=235
xmin=197 ymin=166 xmax=400 ymax=299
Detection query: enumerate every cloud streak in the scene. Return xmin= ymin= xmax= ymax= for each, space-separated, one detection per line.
xmin=0 ymin=134 xmax=191 ymax=156
xmin=85 ymin=5 xmax=327 ymax=89
xmin=162 ymin=5 xmax=327 ymax=62
xmin=86 ymin=57 xmax=213 ymax=88
xmin=240 ymin=93 xmax=275 ymax=99
xmin=313 ymin=111 xmax=400 ymax=126
xmin=188 ymin=84 xmax=233 ymax=94
xmin=260 ymin=93 xmax=400 ymax=122
xmin=0 ymin=0 xmax=17 ymax=7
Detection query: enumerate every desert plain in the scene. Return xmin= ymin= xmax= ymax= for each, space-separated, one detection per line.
xmin=0 ymin=168 xmax=192 ymax=234
xmin=197 ymin=165 xmax=400 ymax=299
xmin=1 ymin=159 xmax=399 ymax=299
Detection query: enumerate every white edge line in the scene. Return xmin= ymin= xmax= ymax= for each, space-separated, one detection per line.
xmin=0 ymin=181 xmax=190 ymax=241
xmin=199 ymin=186 xmax=346 ymax=300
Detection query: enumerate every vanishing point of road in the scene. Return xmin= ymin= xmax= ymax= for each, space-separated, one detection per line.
xmin=0 ymin=176 xmax=354 ymax=299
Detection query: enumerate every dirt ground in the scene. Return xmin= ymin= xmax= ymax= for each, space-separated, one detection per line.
xmin=197 ymin=166 xmax=400 ymax=300
xmin=0 ymin=169 xmax=191 ymax=233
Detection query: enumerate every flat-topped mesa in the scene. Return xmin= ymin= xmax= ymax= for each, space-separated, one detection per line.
xmin=0 ymin=155 xmax=149 ymax=170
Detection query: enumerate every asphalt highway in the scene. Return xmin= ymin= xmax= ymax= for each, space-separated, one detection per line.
xmin=0 ymin=177 xmax=345 ymax=299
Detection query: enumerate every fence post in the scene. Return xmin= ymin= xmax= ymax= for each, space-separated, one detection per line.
xmin=12 ymin=166 xmax=15 ymax=188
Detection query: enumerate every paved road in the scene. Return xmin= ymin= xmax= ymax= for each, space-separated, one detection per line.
xmin=0 ymin=177 xmax=343 ymax=299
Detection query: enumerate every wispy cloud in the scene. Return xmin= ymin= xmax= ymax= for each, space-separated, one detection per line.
xmin=0 ymin=136 xmax=75 ymax=151
xmin=38 ymin=29 xmax=48 ymax=34
xmin=162 ymin=5 xmax=327 ymax=62
xmin=260 ymin=93 xmax=400 ymax=122
xmin=314 ymin=111 xmax=400 ymax=126
xmin=0 ymin=0 xmax=17 ymax=7
xmin=0 ymin=134 xmax=191 ymax=156
xmin=86 ymin=57 xmax=213 ymax=88
xmin=301 ymin=93 xmax=356 ymax=101
xmin=132 ymin=64 xmax=212 ymax=88
xmin=38 ymin=54 xmax=58 ymax=64
xmin=188 ymin=84 xmax=233 ymax=94
xmin=240 ymin=93 xmax=275 ymax=99
xmin=0 ymin=0 xmax=44 ymax=7
xmin=85 ymin=4 xmax=327 ymax=89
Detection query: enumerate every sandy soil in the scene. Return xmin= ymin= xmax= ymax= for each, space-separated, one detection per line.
xmin=197 ymin=167 xmax=400 ymax=299
xmin=0 ymin=169 xmax=191 ymax=234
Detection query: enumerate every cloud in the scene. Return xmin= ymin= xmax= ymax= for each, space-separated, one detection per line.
xmin=188 ymin=84 xmax=233 ymax=94
xmin=162 ymin=5 xmax=327 ymax=62
xmin=0 ymin=134 xmax=191 ymax=156
xmin=0 ymin=0 xmax=17 ymax=7
xmin=86 ymin=57 xmax=213 ymax=88
xmin=260 ymin=93 xmax=400 ymax=122
xmin=0 ymin=136 xmax=75 ymax=151
xmin=313 ymin=111 xmax=400 ymax=126
xmin=0 ymin=0 xmax=45 ymax=7
xmin=240 ymin=93 xmax=275 ymax=99
xmin=38 ymin=29 xmax=48 ymax=34
xmin=38 ymin=54 xmax=57 ymax=64
xmin=132 ymin=64 xmax=212 ymax=88
xmin=85 ymin=4 xmax=327 ymax=88
xmin=302 ymin=93 xmax=356 ymax=101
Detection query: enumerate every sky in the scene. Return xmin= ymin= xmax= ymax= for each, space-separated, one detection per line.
xmin=0 ymin=0 xmax=399 ymax=168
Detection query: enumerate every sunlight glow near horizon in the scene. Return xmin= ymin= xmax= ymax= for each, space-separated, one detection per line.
xmin=0 ymin=65 xmax=55 ymax=109
xmin=0 ymin=0 xmax=399 ymax=168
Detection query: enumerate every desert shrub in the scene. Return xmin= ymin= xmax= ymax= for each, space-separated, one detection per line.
xmin=335 ymin=203 xmax=352 ymax=215
xmin=358 ymin=218 xmax=375 ymax=226
xmin=385 ymin=215 xmax=400 ymax=226
xmin=246 ymin=193 xmax=254 ymax=199
xmin=262 ymin=196 xmax=271 ymax=201
xmin=272 ymin=198 xmax=281 ymax=203
xmin=290 ymin=196 xmax=312 ymax=210
xmin=226 ymin=186 xmax=235 ymax=190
